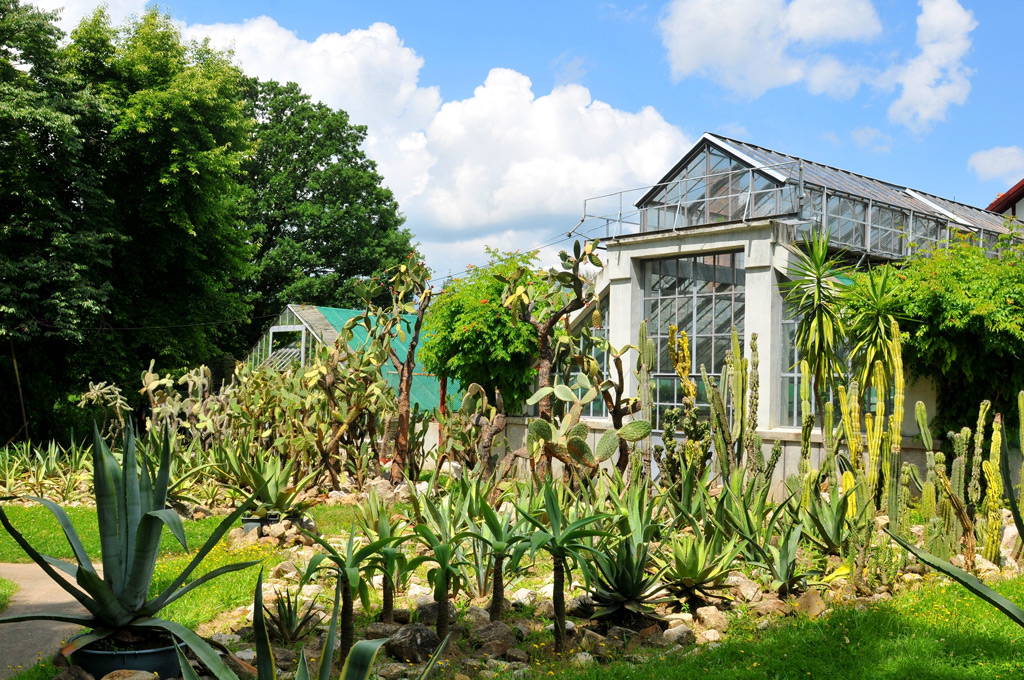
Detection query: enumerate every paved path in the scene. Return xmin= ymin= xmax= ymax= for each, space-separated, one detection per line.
xmin=0 ymin=563 xmax=89 ymax=679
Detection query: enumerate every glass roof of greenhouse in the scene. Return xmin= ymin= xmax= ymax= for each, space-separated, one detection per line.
xmin=584 ymin=133 xmax=1015 ymax=255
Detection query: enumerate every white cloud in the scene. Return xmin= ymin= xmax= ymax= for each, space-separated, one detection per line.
xmin=659 ymin=0 xmax=881 ymax=98
xmin=851 ymin=126 xmax=892 ymax=153
xmin=32 ymin=0 xmax=146 ymax=31
xmin=183 ymin=17 xmax=689 ymax=271
xmin=968 ymin=146 xmax=1024 ymax=186
xmin=887 ymin=0 xmax=977 ymax=133
xmin=418 ymin=68 xmax=689 ymax=229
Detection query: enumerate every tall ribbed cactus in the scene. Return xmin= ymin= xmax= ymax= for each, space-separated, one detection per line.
xmin=701 ymin=327 xmax=750 ymax=478
xmin=636 ymin=320 xmax=656 ymax=477
xmin=821 ymin=402 xmax=844 ymax=487
xmin=886 ymin=324 xmax=905 ymax=526
xmin=950 ymin=428 xmax=969 ymax=503
xmin=799 ymin=359 xmax=813 ymax=479
xmin=839 ymin=382 xmax=862 ymax=473
xmin=917 ymin=401 xmax=936 ymax=522
xmin=968 ymin=400 xmax=991 ymax=511
xmin=981 ymin=414 xmax=1004 ymax=564
xmin=898 ymin=461 xmax=912 ymax=537
xmin=865 ymin=365 xmax=886 ymax=496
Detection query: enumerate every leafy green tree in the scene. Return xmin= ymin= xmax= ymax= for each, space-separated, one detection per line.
xmin=240 ymin=78 xmax=413 ymax=330
xmin=64 ymin=8 xmax=254 ymax=389
xmin=421 ymin=249 xmax=541 ymax=414
xmin=892 ymin=230 xmax=1024 ymax=431
xmin=0 ymin=1 xmax=114 ymax=439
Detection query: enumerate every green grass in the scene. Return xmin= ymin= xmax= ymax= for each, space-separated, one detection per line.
xmin=0 ymin=575 xmax=17 ymax=614
xmin=550 ymin=576 xmax=1024 ymax=680
xmin=0 ymin=505 xmax=228 ymax=563
xmin=308 ymin=503 xmax=361 ymax=536
xmin=151 ymin=540 xmax=283 ymax=630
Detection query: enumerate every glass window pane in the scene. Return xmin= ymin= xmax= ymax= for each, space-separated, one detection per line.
xmin=645 ymin=260 xmax=659 ymax=296
xmin=685 ymin=150 xmax=706 ymax=179
xmin=695 ymin=336 xmax=713 ymax=373
xmin=660 ymin=259 xmax=678 ymax=295
xmin=715 ymin=298 xmax=733 ymax=334
xmin=660 ymin=297 xmax=677 ymax=330
xmin=678 ymin=295 xmax=693 ymax=334
xmin=659 ymin=377 xmax=675 ymax=405
xmin=645 ymin=298 xmax=659 ymax=327
xmin=658 ymin=336 xmax=670 ymax=373
xmin=695 ymin=296 xmax=713 ymax=335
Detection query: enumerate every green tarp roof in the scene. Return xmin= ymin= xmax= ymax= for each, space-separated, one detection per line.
xmin=316 ymin=306 xmax=454 ymax=411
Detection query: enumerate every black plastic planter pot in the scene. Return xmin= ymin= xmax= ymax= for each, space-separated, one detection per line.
xmin=240 ymin=511 xmax=282 ymax=534
xmin=67 ymin=634 xmax=186 ymax=679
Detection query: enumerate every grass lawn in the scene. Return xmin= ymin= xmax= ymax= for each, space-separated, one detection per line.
xmin=0 ymin=505 xmax=229 ymax=563
xmin=0 ymin=575 xmax=16 ymax=614
xmin=550 ymin=576 xmax=1024 ymax=680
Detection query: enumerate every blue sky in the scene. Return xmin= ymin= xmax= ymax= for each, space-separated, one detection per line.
xmin=37 ymin=1 xmax=1024 ymax=278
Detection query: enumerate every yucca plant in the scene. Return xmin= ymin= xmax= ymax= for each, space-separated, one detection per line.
xmin=0 ymin=427 xmax=263 ymax=679
xmin=467 ymin=495 xmax=529 ymax=621
xmin=304 ymin=526 xmax=395 ymax=661
xmin=358 ymin=490 xmax=414 ymax=625
xmin=736 ymin=502 xmax=817 ymax=597
xmin=660 ymin=517 xmax=742 ymax=608
xmin=413 ymin=494 xmax=471 ymax=641
xmin=517 ymin=482 xmax=608 ymax=653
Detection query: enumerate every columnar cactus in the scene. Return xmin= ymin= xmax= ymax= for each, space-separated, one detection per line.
xmin=865 ymin=364 xmax=887 ymax=497
xmin=839 ymin=382 xmax=862 ymax=473
xmin=745 ymin=333 xmax=763 ymax=472
xmin=982 ymin=458 xmax=1003 ymax=565
xmin=636 ymin=320 xmax=656 ymax=476
xmin=898 ymin=461 xmax=912 ymax=537
xmin=981 ymin=414 xmax=1004 ymax=564
xmin=969 ymin=400 xmax=991 ymax=511
xmin=950 ymin=428 xmax=969 ymax=504
xmin=886 ymin=328 xmax=905 ymax=525
xmin=798 ymin=359 xmax=813 ymax=479
xmin=921 ymin=451 xmax=937 ymax=523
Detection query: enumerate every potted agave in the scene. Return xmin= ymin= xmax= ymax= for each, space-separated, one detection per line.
xmin=0 ymin=427 xmax=264 ymax=679
xmin=221 ymin=443 xmax=317 ymax=533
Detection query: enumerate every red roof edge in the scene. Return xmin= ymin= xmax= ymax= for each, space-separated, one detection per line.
xmin=988 ymin=176 xmax=1024 ymax=213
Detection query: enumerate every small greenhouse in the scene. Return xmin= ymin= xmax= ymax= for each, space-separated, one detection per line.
xmin=246 ymin=304 xmax=450 ymax=411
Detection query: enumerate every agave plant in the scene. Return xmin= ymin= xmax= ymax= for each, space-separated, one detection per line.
xmin=224 ymin=443 xmax=317 ymax=518
xmin=0 ymin=427 xmax=263 ymax=679
xmin=589 ymin=537 xmax=670 ymax=623
xmin=660 ymin=517 xmax=742 ymax=608
xmin=802 ymin=485 xmax=857 ymax=556
xmin=263 ymin=587 xmax=321 ymax=644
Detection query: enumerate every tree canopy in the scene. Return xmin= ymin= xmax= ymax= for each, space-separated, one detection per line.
xmin=421 ymin=249 xmax=541 ymax=414
xmin=886 ymin=230 xmax=1024 ymax=433
xmin=241 ymin=78 xmax=413 ymax=334
xmin=0 ymin=3 xmax=416 ymax=441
